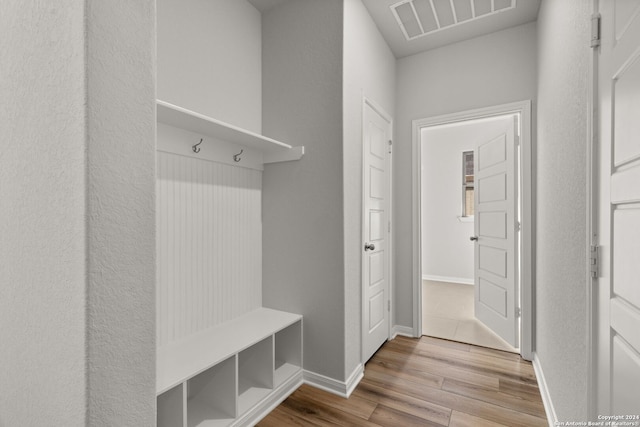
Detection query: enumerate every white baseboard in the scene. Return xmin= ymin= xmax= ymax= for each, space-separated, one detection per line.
xmin=303 ymin=363 xmax=364 ymax=398
xmin=391 ymin=325 xmax=416 ymax=339
xmin=422 ymin=274 xmax=474 ymax=285
xmin=345 ymin=364 xmax=364 ymax=397
xmin=532 ymin=353 xmax=557 ymax=427
xmin=235 ymin=370 xmax=303 ymax=426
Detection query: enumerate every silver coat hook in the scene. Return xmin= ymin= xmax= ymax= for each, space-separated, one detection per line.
xmin=193 ymin=138 xmax=203 ymax=153
xmin=233 ymin=149 xmax=243 ymax=162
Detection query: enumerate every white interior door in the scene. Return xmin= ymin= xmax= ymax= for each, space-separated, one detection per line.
xmin=362 ymin=101 xmax=391 ymax=363
xmin=473 ymin=117 xmax=519 ymax=348
xmin=596 ymin=0 xmax=640 ymax=415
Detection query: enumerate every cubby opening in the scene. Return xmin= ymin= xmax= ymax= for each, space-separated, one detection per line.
xmin=186 ymin=356 xmax=237 ymax=427
xmin=274 ymin=321 xmax=303 ymax=387
xmin=238 ymin=337 xmax=274 ymax=415
xmin=157 ymin=383 xmax=185 ymax=427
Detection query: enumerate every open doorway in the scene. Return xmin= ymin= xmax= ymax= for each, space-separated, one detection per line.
xmin=421 ymin=114 xmax=519 ymax=353
xmin=411 ymin=101 xmax=534 ymax=360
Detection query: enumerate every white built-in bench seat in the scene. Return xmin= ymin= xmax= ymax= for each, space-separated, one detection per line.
xmin=156 ymin=308 xmax=303 ymax=427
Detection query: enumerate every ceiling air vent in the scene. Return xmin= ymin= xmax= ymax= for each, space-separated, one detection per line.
xmin=391 ymin=0 xmax=516 ymax=41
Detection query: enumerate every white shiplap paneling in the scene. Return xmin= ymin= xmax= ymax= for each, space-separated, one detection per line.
xmin=157 ymin=151 xmax=262 ymax=347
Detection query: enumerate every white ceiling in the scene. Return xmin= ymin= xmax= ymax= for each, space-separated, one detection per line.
xmin=247 ymin=0 xmax=290 ymax=13
xmin=361 ymin=0 xmax=540 ymax=58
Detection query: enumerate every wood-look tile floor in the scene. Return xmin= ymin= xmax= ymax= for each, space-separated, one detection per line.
xmin=257 ymin=336 xmax=547 ymax=427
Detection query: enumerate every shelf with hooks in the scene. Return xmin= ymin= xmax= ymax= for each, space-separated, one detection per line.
xmin=156 ymin=100 xmax=304 ymax=170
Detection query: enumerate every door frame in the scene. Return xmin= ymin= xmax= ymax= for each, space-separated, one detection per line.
xmin=411 ymin=100 xmax=534 ymax=360
xmin=361 ymin=96 xmax=394 ymax=363
xmin=587 ymin=0 xmax=598 ymax=419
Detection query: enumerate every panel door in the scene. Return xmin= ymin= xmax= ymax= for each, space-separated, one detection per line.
xmin=596 ymin=0 xmax=640 ymax=415
xmin=363 ymin=101 xmax=391 ymax=363
xmin=474 ymin=117 xmax=519 ymax=348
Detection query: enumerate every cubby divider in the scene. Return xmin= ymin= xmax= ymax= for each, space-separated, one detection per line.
xmin=238 ymin=337 xmax=274 ymax=415
xmin=274 ymin=321 xmax=303 ymax=387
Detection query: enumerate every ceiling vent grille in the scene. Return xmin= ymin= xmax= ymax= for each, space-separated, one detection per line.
xmin=391 ymin=0 xmax=516 ymax=41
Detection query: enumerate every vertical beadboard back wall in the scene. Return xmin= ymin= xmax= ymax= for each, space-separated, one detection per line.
xmin=156 ymin=150 xmax=262 ymax=347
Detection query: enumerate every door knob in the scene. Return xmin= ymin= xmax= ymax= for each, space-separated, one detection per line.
xmin=470 ymin=236 xmax=478 ymax=241
xmin=364 ymin=243 xmax=376 ymax=251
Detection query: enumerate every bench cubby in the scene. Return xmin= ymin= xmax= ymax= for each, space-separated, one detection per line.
xmin=156 ymin=308 xmax=303 ymax=427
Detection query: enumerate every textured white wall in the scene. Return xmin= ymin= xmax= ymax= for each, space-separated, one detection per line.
xmin=0 ymin=2 xmax=88 ymax=425
xmin=1 ymin=1 xmax=156 ymax=425
xmin=262 ymin=0 xmax=346 ymax=381
xmin=343 ymin=0 xmax=396 ymax=378
xmin=394 ymin=22 xmax=537 ymax=327
xmin=157 ymin=0 xmax=262 ymax=133
xmin=536 ymin=0 xmax=590 ymax=420
xmin=85 ymin=0 xmax=156 ymax=424
xmin=421 ymin=128 xmax=474 ymax=282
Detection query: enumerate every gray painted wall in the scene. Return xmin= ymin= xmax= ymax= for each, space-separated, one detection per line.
xmin=343 ymin=0 xmax=396 ymax=378
xmin=394 ymin=22 xmax=538 ymax=327
xmin=1 ymin=1 xmax=156 ymax=425
xmin=262 ymin=0 xmax=347 ymax=381
xmin=536 ymin=0 xmax=591 ymax=421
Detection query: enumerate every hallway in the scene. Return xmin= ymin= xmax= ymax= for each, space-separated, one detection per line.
xmin=5 ymin=0 xmax=631 ymax=424
xmin=259 ymin=335 xmax=546 ymax=426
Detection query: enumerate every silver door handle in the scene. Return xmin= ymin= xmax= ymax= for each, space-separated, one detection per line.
xmin=470 ymin=236 xmax=478 ymax=241
xmin=364 ymin=243 xmax=376 ymax=251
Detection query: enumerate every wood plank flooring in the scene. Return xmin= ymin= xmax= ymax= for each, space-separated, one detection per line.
xmin=257 ymin=336 xmax=547 ymax=427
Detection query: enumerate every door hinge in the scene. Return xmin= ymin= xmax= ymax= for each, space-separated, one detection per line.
xmin=388 ymin=140 xmax=393 ymax=154
xmin=387 ymin=300 xmax=391 ymax=312
xmin=516 ymin=307 xmax=521 ymax=318
xmin=591 ymin=14 xmax=601 ymax=48
xmin=388 ymin=220 xmax=391 ymax=233
xmin=590 ymin=245 xmax=600 ymax=278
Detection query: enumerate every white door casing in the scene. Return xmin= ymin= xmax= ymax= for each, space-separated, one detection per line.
xmin=362 ymin=99 xmax=392 ymax=363
xmin=412 ymin=101 xmax=533 ymax=360
xmin=473 ymin=117 xmax=520 ymax=348
xmin=596 ymin=0 xmax=640 ymax=415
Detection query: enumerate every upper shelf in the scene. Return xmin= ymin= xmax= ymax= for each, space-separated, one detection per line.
xmin=156 ymin=100 xmax=304 ymax=161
